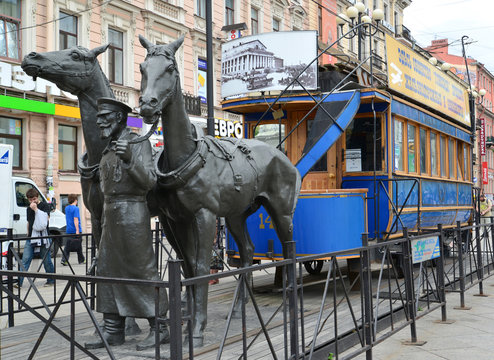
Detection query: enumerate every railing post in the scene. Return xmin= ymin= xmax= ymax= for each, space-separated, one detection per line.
xmin=454 ymin=221 xmax=471 ymax=310
xmin=434 ymin=224 xmax=454 ymax=324
xmin=7 ymin=229 xmax=14 ymax=327
xmin=286 ymin=241 xmax=299 ymax=359
xmin=89 ymin=234 xmax=96 ymax=310
xmin=402 ymin=227 xmax=418 ymax=343
xmin=361 ymin=233 xmax=373 ymax=360
xmin=168 ymin=259 xmax=183 ymax=360
xmin=491 ymin=217 xmax=494 ymax=269
xmin=476 ymin=215 xmax=486 ymax=296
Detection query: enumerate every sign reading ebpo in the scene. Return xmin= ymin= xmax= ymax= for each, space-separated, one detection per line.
xmin=214 ymin=118 xmax=243 ymax=139
xmin=411 ymin=236 xmax=441 ymax=264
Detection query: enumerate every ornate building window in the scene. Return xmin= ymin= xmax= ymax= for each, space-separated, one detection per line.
xmin=0 ymin=0 xmax=21 ymax=61
xmin=251 ymin=8 xmax=259 ymax=35
xmin=272 ymin=18 xmax=280 ymax=32
xmin=58 ymin=125 xmax=78 ymax=172
xmin=59 ymin=11 xmax=78 ymax=49
xmin=225 ymin=0 xmax=234 ymax=26
xmin=196 ymin=0 xmax=206 ymax=18
xmin=108 ymin=28 xmax=124 ymax=85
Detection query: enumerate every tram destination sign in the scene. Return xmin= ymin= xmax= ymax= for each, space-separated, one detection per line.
xmin=411 ymin=236 xmax=441 ymax=264
xmin=221 ymin=31 xmax=318 ymax=98
xmin=385 ymin=34 xmax=470 ymax=127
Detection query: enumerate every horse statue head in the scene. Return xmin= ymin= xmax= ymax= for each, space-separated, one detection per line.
xmin=21 ymin=45 xmax=110 ymax=97
xmin=138 ymin=35 xmax=185 ymax=125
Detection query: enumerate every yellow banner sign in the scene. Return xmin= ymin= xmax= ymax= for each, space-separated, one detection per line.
xmin=385 ymin=34 xmax=470 ymax=127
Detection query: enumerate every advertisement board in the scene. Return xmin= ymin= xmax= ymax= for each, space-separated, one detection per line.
xmin=385 ymin=34 xmax=470 ymax=127
xmin=411 ymin=236 xmax=440 ymax=264
xmin=221 ymin=31 xmax=318 ymax=98
xmin=483 ymin=162 xmax=489 ymax=185
xmin=0 ymin=144 xmax=13 ymax=234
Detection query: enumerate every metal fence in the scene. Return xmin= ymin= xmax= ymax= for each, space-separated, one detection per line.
xmin=1 ymin=220 xmax=493 ymax=359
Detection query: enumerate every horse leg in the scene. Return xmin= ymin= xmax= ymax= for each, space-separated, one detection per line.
xmin=225 ymin=212 xmax=255 ymax=317
xmin=180 ymin=209 xmax=216 ymax=347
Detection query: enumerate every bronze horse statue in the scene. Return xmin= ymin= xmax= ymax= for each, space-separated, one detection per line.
xmin=21 ymin=45 xmax=113 ymax=251
xmin=138 ymin=35 xmax=301 ymax=345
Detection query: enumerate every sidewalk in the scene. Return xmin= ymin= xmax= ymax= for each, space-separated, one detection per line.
xmin=357 ymin=274 xmax=494 ymax=360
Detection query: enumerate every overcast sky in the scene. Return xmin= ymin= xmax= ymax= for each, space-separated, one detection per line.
xmin=403 ymin=0 xmax=494 ymax=75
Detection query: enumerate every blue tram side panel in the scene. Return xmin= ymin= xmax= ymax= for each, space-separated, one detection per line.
xmin=227 ymin=191 xmax=366 ymax=260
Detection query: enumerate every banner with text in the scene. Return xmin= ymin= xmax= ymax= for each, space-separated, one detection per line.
xmin=483 ymin=162 xmax=489 ymax=185
xmin=480 ymin=118 xmax=486 ymax=156
xmin=385 ymin=34 xmax=470 ymax=127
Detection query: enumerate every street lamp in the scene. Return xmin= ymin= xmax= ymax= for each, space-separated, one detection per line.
xmin=336 ymin=2 xmax=384 ymax=64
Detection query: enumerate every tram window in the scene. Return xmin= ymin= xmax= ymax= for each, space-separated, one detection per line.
xmin=345 ymin=116 xmax=382 ymax=172
xmin=440 ymin=136 xmax=446 ymax=177
xmin=449 ymin=139 xmax=455 ymax=178
xmin=394 ymin=120 xmax=404 ymax=171
xmin=463 ymin=144 xmax=469 ymax=180
xmin=430 ymin=133 xmax=438 ymax=176
xmin=457 ymin=143 xmax=464 ymax=180
xmin=420 ymin=128 xmax=427 ymax=174
xmin=307 ymin=119 xmax=327 ymax=172
xmin=253 ymin=123 xmax=286 ymax=152
xmin=407 ymin=124 xmax=416 ymax=172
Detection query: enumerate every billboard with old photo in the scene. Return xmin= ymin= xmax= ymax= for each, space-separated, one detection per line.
xmin=221 ymin=31 xmax=318 ymax=98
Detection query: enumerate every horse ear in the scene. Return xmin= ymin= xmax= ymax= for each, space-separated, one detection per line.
xmin=139 ymin=35 xmax=154 ymax=51
xmin=90 ymin=44 xmax=110 ymax=58
xmin=169 ymin=34 xmax=185 ymax=55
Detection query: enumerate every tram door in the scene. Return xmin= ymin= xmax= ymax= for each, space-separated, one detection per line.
xmin=289 ymin=111 xmax=340 ymax=191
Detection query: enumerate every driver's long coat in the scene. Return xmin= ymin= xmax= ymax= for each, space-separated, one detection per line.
xmin=96 ymin=129 xmax=166 ymax=318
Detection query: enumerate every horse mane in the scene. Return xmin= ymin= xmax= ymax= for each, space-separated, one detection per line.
xmin=145 ymin=45 xmax=175 ymax=61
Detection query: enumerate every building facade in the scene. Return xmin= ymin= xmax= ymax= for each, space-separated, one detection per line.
xmin=425 ymin=39 xmax=494 ymax=196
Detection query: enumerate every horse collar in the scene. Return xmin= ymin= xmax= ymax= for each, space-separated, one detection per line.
xmin=155 ymin=139 xmax=208 ymax=189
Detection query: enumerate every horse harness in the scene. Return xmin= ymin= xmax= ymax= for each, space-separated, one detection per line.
xmin=155 ymin=136 xmax=260 ymax=195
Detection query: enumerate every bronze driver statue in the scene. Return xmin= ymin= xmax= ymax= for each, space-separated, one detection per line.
xmin=84 ymin=98 xmax=168 ymax=351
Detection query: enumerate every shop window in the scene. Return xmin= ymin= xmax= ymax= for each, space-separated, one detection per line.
xmin=345 ymin=117 xmax=383 ymax=172
xmin=251 ymin=8 xmax=259 ymax=35
xmin=430 ymin=132 xmax=438 ymax=176
xmin=393 ymin=119 xmax=404 ymax=171
xmin=0 ymin=116 xmax=22 ymax=169
xmin=225 ymin=0 xmax=234 ymax=26
xmin=419 ymin=128 xmax=427 ymax=174
xmin=59 ymin=11 xmax=78 ymax=49
xmin=196 ymin=0 xmax=206 ymax=18
xmin=407 ymin=124 xmax=416 ymax=173
xmin=108 ymin=28 xmax=123 ymax=85
xmin=0 ymin=0 xmax=21 ymax=60
xmin=58 ymin=124 xmax=77 ymax=172
xmin=253 ymin=123 xmax=286 ymax=153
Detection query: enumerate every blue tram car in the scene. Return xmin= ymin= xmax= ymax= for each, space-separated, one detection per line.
xmin=221 ymin=33 xmax=473 ymax=267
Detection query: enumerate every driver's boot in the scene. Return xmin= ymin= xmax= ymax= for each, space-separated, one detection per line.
xmin=136 ymin=317 xmax=170 ymax=351
xmin=85 ymin=313 xmax=125 ymax=349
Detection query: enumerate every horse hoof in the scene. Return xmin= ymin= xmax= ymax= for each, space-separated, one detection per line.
xmin=184 ymin=334 xmax=204 ymax=348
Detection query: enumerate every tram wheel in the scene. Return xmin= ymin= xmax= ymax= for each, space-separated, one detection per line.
xmin=304 ymin=260 xmax=324 ymax=275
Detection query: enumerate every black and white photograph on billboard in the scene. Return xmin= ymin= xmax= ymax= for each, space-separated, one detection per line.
xmin=221 ymin=31 xmax=318 ymax=98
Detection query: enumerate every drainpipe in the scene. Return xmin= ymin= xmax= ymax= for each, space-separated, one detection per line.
xmin=46 ymin=2 xmax=55 ymax=202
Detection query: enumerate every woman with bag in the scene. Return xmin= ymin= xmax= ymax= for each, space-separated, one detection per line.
xmin=17 ymin=188 xmax=55 ymax=288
